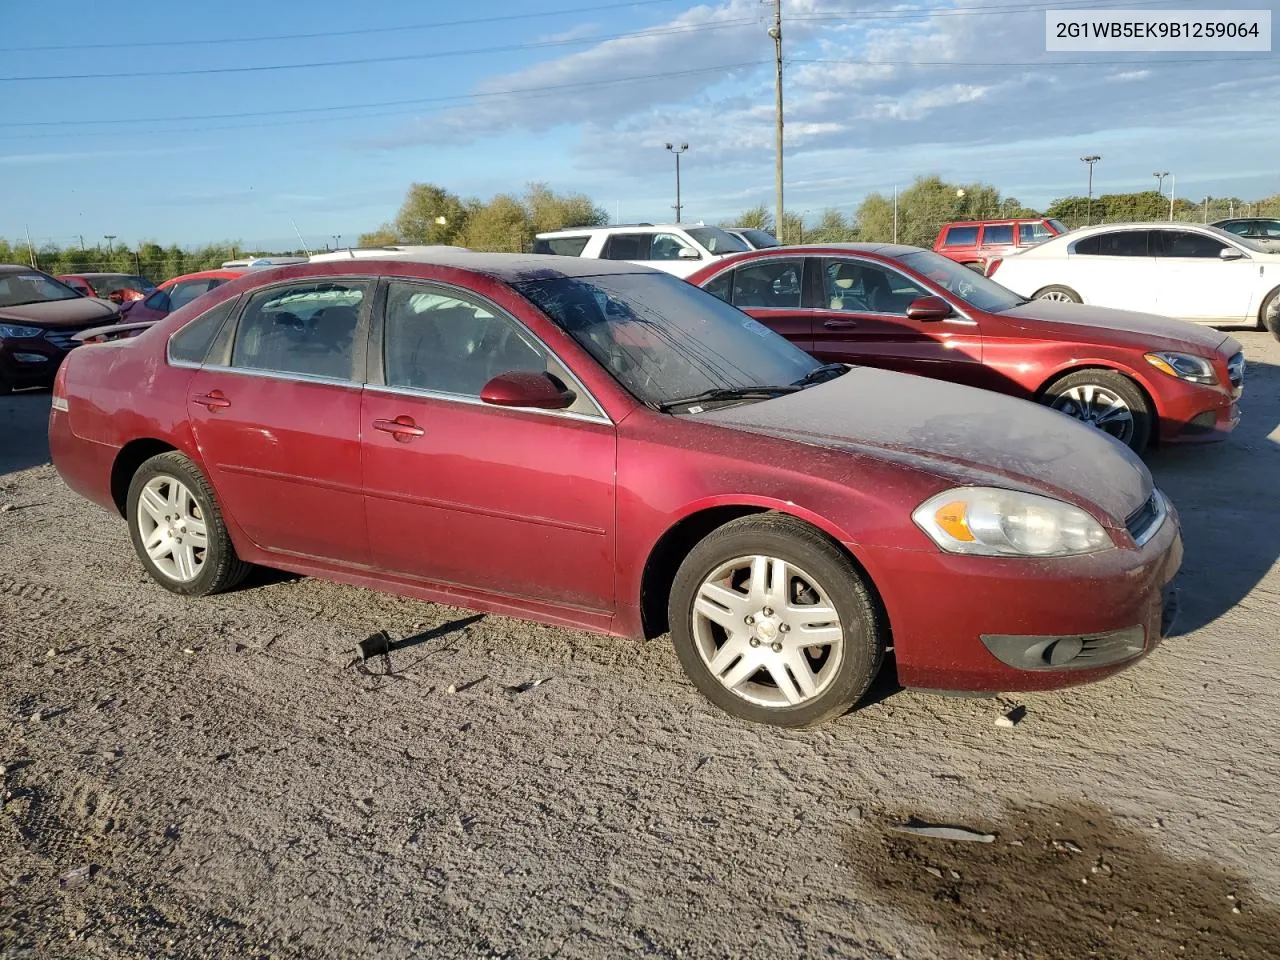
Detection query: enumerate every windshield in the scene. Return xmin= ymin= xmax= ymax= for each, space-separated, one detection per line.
xmin=1205 ymin=225 xmax=1269 ymax=254
xmin=894 ymin=250 xmax=1025 ymax=313
xmin=685 ymin=227 xmax=750 ymax=256
xmin=0 ymin=272 xmax=81 ymax=307
xmin=514 ymin=272 xmax=819 ymax=408
xmin=738 ymin=229 xmax=779 ymax=249
xmin=1048 ymin=219 xmax=1068 ymax=234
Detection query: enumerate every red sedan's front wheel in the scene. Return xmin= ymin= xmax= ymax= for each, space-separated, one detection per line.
xmin=669 ymin=514 xmax=885 ymax=727
xmin=1041 ymin=369 xmax=1153 ymax=454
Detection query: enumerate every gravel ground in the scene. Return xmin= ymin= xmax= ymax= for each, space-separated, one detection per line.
xmin=2 ymin=332 xmax=1279 ymax=960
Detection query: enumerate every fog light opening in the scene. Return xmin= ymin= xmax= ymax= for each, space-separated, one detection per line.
xmin=1043 ymin=636 xmax=1085 ymax=667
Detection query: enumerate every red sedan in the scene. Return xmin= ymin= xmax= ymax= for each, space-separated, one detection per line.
xmin=49 ymin=253 xmax=1181 ymax=726
xmin=58 ymin=272 xmax=155 ymax=304
xmin=688 ymin=244 xmax=1244 ymax=453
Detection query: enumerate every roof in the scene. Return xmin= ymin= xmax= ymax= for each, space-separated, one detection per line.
xmin=59 ymin=272 xmax=146 ymax=280
xmin=941 ymin=218 xmax=1051 ymax=226
xmin=535 ymin=223 xmax=712 ymax=237
xmin=259 ymin=250 xmax=656 ymax=283
xmin=750 ymin=242 xmax=928 ymax=257
xmin=0 ymin=264 xmax=40 ymax=275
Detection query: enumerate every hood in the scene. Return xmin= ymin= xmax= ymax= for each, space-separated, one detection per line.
xmin=996 ymin=299 xmax=1229 ymax=353
xmin=0 ymin=296 xmax=119 ymax=328
xmin=699 ymin=367 xmax=1153 ymax=524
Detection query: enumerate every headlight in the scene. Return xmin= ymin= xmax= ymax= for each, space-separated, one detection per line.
xmin=912 ymin=487 xmax=1112 ymax=557
xmin=1145 ymin=351 xmax=1216 ymax=385
xmin=0 ymin=323 xmax=43 ymax=339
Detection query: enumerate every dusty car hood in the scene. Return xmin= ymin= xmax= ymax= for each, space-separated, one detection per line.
xmin=700 ymin=367 xmax=1153 ymax=524
xmin=0 ymin=297 xmax=119 ymax=328
xmin=996 ymin=299 xmax=1230 ymax=353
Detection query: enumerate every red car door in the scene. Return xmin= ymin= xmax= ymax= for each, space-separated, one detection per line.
xmin=807 ymin=256 xmax=985 ymax=387
xmin=185 ymin=278 xmax=372 ymax=564
xmin=360 ymin=280 xmax=616 ymax=613
xmin=723 ymin=256 xmax=813 ymax=351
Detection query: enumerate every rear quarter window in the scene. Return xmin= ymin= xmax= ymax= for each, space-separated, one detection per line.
xmin=534 ymin=236 xmax=590 ymax=257
xmin=942 ymin=226 xmax=979 ymax=247
xmin=981 ymin=225 xmax=1014 ymax=245
xmin=167 ymin=299 xmax=236 ymax=366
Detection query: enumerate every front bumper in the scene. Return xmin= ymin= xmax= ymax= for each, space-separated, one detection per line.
xmin=1156 ymin=348 xmax=1244 ymax=445
xmin=854 ymin=498 xmax=1183 ymax=693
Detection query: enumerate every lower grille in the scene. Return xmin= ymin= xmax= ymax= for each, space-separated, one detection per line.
xmin=1227 ymin=351 xmax=1245 ymax=397
xmin=1124 ymin=491 xmax=1166 ymax=546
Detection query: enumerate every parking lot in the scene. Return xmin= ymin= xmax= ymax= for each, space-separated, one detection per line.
xmin=2 ymin=331 xmax=1278 ymax=959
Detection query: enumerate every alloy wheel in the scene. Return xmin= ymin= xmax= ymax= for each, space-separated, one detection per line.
xmin=691 ymin=555 xmax=844 ymax=708
xmin=1038 ymin=290 xmax=1074 ymax=302
xmin=1050 ymin=384 xmax=1135 ymax=444
xmin=135 ymin=475 xmax=208 ymax=582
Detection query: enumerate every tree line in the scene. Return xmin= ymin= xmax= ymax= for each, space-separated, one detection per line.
xmin=7 ymin=177 xmax=1278 ymax=285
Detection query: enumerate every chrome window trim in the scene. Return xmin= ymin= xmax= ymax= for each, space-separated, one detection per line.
xmin=179 ymin=362 xmax=363 ymax=391
xmin=364 ymin=381 xmax=612 ymax=425
xmin=379 ymin=277 xmax=610 ymax=422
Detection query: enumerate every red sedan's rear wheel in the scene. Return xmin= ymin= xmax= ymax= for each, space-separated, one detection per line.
xmin=1261 ymin=288 xmax=1280 ymax=338
xmin=126 ymin=451 xmax=251 ymax=597
xmin=669 ymin=514 xmax=885 ymax=727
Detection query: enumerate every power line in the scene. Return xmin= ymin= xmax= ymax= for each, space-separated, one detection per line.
xmin=0 ymin=18 xmax=760 ymax=83
xmin=793 ymin=55 xmax=1277 ymax=67
xmin=797 ymin=0 xmax=1197 ymax=22
xmin=0 ymin=62 xmax=772 ymax=141
xmin=0 ymin=0 xmax=682 ymax=53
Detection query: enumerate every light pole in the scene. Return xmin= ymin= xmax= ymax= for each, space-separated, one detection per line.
xmin=769 ymin=0 xmax=783 ymax=242
xmin=1153 ymin=171 xmax=1169 ymax=196
xmin=1080 ymin=155 xmax=1101 ymax=225
xmin=665 ymin=143 xmax=688 ymax=222
xmin=332 ymin=234 xmax=342 ymax=250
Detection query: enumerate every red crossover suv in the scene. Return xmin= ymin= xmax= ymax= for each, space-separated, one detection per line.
xmin=58 ymin=272 xmax=156 ymax=304
xmin=50 ymin=253 xmax=1181 ymax=726
xmin=688 ymin=244 xmax=1243 ymax=454
xmin=75 ymin=269 xmax=248 ymax=345
xmin=934 ymin=218 xmax=1066 ymax=271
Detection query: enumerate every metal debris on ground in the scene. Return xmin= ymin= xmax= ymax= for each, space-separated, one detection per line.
xmin=889 ymin=818 xmax=997 ymax=843
xmin=995 ymin=705 xmax=1027 ymax=728
xmin=505 ymin=678 xmax=550 ymax=694
xmin=58 ymin=864 xmax=97 ymax=889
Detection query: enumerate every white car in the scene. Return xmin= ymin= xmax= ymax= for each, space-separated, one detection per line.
xmin=532 ymin=223 xmax=750 ymax=278
xmin=724 ymin=226 xmax=780 ymax=250
xmin=988 ymin=222 xmax=1280 ymax=336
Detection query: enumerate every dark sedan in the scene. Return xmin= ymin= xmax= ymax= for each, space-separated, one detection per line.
xmin=0 ymin=265 xmax=120 ymax=393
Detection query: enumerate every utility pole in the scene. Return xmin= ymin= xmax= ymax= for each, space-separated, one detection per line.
xmin=893 ymin=185 xmax=898 ymax=244
xmin=1153 ymin=171 xmax=1169 ymax=196
xmin=24 ymin=224 xmax=36 ymax=269
xmin=770 ymin=0 xmax=783 ymax=242
xmin=665 ymin=143 xmax=688 ymax=222
xmin=103 ymin=234 xmax=117 ymax=263
xmin=1169 ymin=173 xmax=1176 ymax=221
xmin=1080 ymin=156 xmax=1100 ymax=225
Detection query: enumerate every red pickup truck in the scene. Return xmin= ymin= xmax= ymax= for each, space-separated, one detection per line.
xmin=933 ymin=218 xmax=1067 ymax=271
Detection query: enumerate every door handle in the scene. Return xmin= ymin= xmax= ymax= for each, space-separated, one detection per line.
xmin=373 ymin=415 xmax=425 ymax=442
xmin=823 ymin=319 xmax=858 ymax=329
xmin=192 ymin=390 xmax=231 ymax=411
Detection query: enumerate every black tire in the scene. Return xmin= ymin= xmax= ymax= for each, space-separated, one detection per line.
xmin=126 ymin=451 xmax=251 ymax=596
xmin=1033 ymin=284 xmax=1082 ymax=304
xmin=0 ymin=377 xmax=11 ymax=396
xmin=668 ymin=513 xmax=885 ymax=727
xmin=1041 ymin=369 xmax=1153 ymax=454
xmin=1260 ymin=288 xmax=1279 ymax=337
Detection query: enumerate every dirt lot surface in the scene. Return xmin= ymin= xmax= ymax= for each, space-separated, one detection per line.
xmin=3 ymin=333 xmax=1279 ymax=959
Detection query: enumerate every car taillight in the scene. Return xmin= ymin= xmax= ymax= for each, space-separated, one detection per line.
xmin=986 ymin=257 xmax=1003 ymax=277
xmin=51 ymin=359 xmax=70 ymax=412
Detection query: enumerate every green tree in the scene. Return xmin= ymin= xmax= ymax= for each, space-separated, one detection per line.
xmin=357 ymin=226 xmax=400 ymax=247
xmin=723 ymin=205 xmax=773 ymax=232
xmin=805 ymin=208 xmax=858 ymax=243
xmin=459 ymin=193 xmax=532 ymax=252
xmin=392 ymin=183 xmax=469 ymax=245
xmin=523 ymin=182 xmax=608 ymax=235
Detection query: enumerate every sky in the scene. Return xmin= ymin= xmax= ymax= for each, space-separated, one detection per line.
xmin=2 ymin=0 xmax=1278 ymax=251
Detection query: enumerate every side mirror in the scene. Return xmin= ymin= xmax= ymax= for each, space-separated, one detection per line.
xmin=677 ymin=247 xmax=701 ymax=260
xmin=479 ymin=371 xmax=575 ymax=410
xmin=905 ymin=295 xmax=954 ymax=321
xmin=1220 ymin=247 xmax=1246 ymax=261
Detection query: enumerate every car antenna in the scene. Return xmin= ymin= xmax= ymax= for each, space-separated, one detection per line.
xmin=289 ymin=217 xmax=314 ymax=257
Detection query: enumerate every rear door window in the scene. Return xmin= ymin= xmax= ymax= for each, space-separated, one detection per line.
xmin=731 ymin=259 xmax=803 ymax=308
xmin=1073 ymin=231 xmax=1150 ymax=256
xmin=230 ymin=280 xmax=368 ymax=380
xmin=601 ymin=234 xmax=650 ymax=260
xmin=981 ymin=224 xmax=1014 ymax=245
xmin=702 ymin=270 xmax=733 ymax=303
xmin=168 ymin=280 xmax=215 ymax=312
xmin=1153 ymin=231 xmax=1227 ymax=259
xmin=942 ymin=226 xmax=979 ymax=247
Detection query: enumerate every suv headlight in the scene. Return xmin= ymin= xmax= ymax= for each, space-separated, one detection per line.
xmin=1145 ymin=351 xmax=1216 ymax=385
xmin=912 ymin=487 xmax=1112 ymax=557
xmin=0 ymin=323 xmax=43 ymax=340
